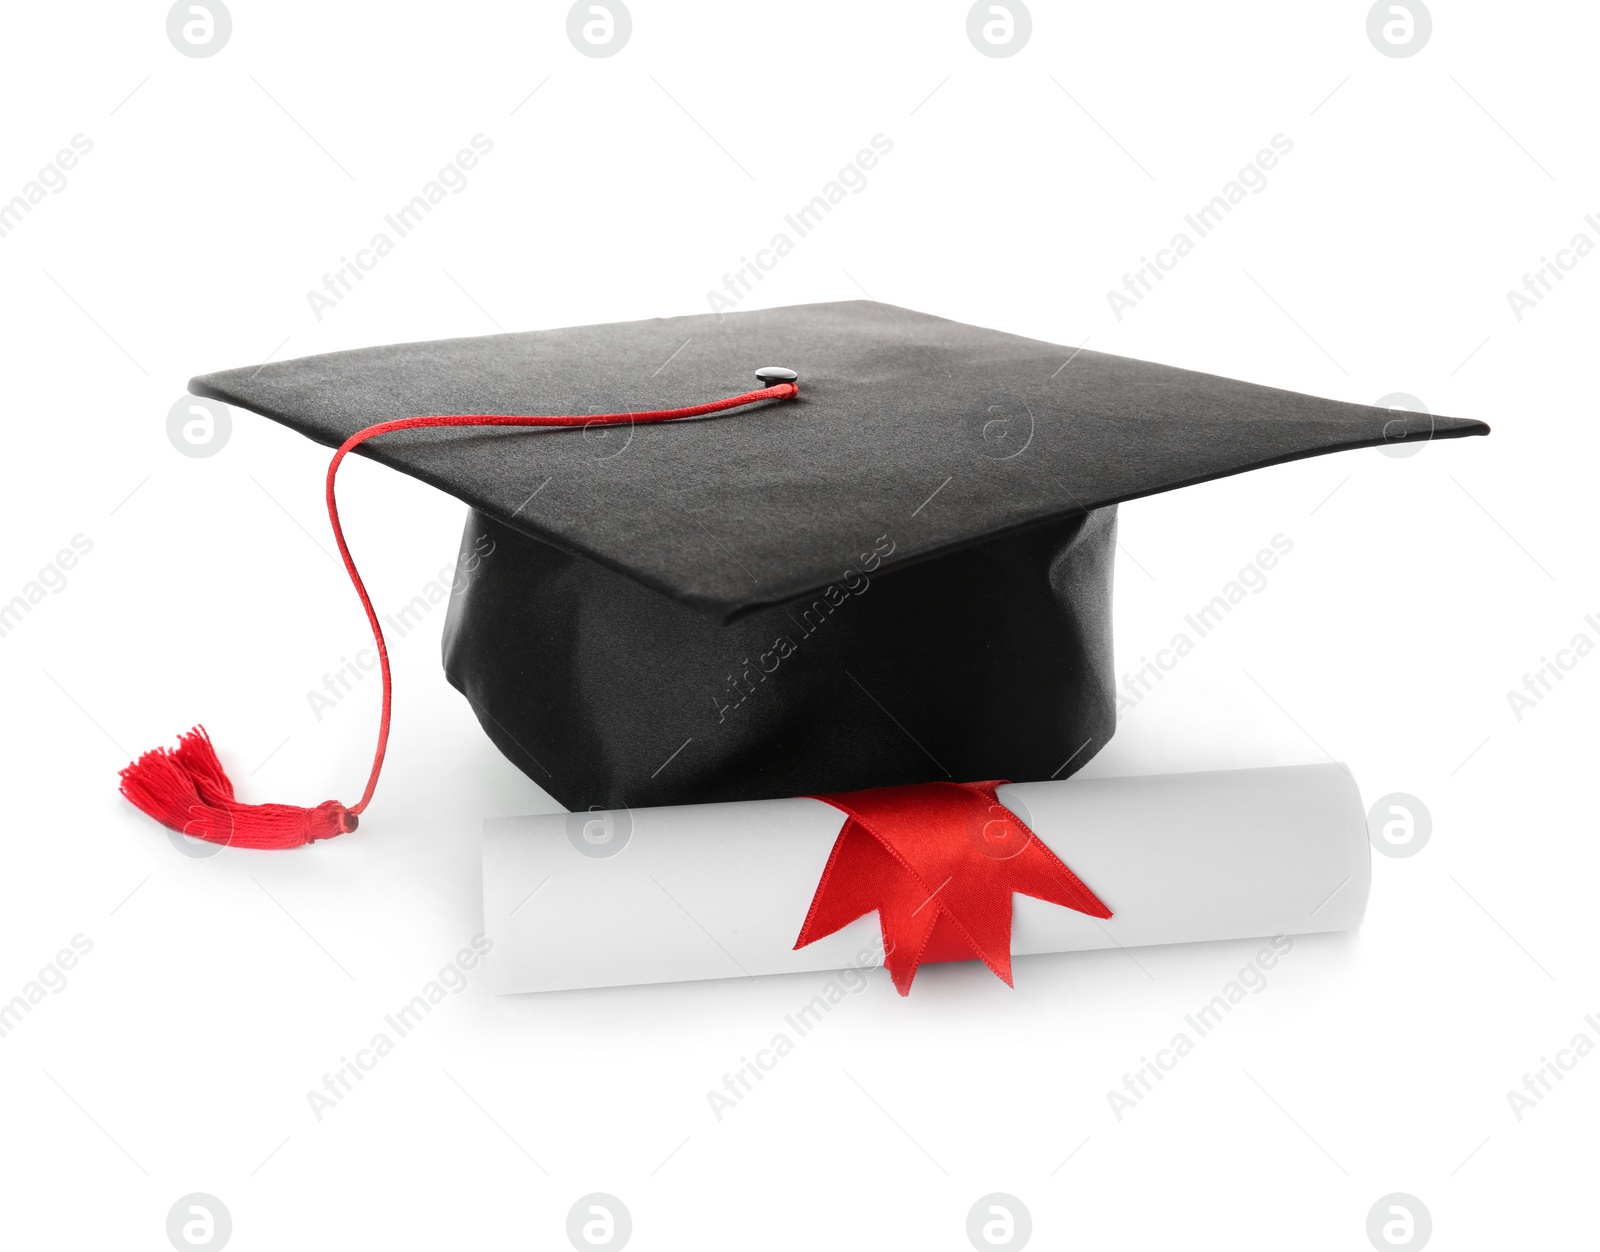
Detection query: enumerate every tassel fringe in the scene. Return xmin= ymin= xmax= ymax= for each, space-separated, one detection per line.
xmin=118 ymin=727 xmax=357 ymax=850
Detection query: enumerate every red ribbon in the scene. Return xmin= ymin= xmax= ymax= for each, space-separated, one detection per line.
xmin=794 ymin=781 xmax=1111 ymax=995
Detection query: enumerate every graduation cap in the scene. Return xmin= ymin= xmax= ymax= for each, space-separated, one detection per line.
xmin=119 ymin=300 xmax=1488 ymax=848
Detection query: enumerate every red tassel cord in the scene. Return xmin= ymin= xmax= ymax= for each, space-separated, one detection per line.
xmin=119 ymin=382 xmax=801 ymax=849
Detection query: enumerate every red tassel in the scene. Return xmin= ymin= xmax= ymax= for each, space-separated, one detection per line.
xmin=118 ymin=726 xmax=357 ymax=850
xmin=117 ymin=383 xmax=800 ymax=849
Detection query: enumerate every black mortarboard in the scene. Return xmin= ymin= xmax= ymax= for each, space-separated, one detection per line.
xmin=122 ymin=300 xmax=1488 ymax=842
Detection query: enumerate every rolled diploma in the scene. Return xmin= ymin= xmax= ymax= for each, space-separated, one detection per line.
xmin=483 ymin=764 xmax=1370 ymax=994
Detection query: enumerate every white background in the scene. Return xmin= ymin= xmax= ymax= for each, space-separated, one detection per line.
xmin=1 ymin=2 xmax=1594 ymax=1248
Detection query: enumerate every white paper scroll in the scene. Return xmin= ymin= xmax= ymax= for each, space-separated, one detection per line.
xmin=482 ymin=764 xmax=1370 ymax=994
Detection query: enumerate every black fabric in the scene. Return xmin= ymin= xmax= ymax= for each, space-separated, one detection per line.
xmin=441 ymin=506 xmax=1118 ymax=810
xmin=188 ymin=300 xmax=1490 ymax=808
xmin=191 ymin=300 xmax=1489 ymax=622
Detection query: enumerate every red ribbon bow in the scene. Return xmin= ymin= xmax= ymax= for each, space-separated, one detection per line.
xmin=794 ymin=781 xmax=1112 ymax=995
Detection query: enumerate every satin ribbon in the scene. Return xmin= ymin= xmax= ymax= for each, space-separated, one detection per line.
xmin=794 ymin=780 xmax=1112 ymax=995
